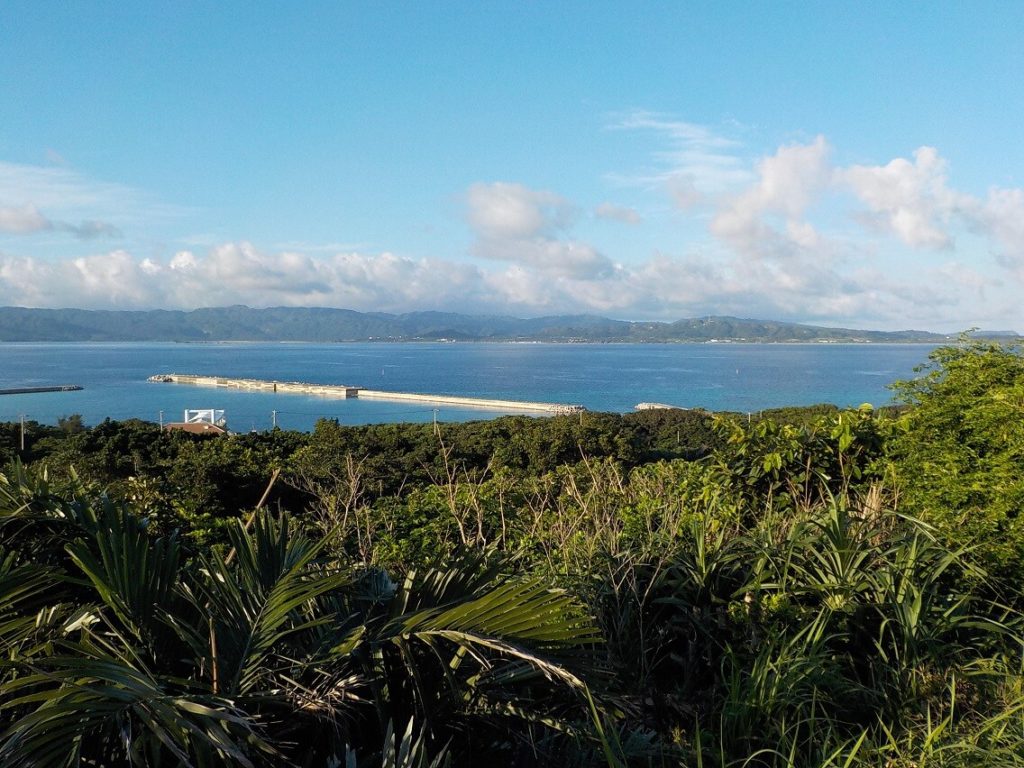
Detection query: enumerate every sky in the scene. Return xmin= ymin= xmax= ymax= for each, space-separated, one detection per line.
xmin=1 ymin=2 xmax=1023 ymax=331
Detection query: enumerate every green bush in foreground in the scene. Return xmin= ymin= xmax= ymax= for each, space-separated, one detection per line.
xmin=888 ymin=338 xmax=1024 ymax=581
xmin=0 ymin=470 xmax=601 ymax=767
xmin=5 ymin=455 xmax=1024 ymax=765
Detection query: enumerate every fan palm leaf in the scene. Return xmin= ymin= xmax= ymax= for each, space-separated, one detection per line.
xmin=0 ymin=641 xmax=275 ymax=768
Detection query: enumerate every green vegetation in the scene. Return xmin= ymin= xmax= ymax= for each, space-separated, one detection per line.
xmin=3 ymin=338 xmax=1024 ymax=765
xmin=887 ymin=339 xmax=1024 ymax=579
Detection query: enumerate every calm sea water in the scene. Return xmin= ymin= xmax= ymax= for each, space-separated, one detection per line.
xmin=0 ymin=342 xmax=937 ymax=431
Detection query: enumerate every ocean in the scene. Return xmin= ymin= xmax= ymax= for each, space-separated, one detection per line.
xmin=0 ymin=342 xmax=938 ymax=431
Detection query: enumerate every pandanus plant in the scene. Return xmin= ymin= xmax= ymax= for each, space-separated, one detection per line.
xmin=0 ymin=466 xmax=602 ymax=767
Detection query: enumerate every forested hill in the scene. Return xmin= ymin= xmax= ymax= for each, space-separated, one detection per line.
xmin=0 ymin=304 xmax=984 ymax=342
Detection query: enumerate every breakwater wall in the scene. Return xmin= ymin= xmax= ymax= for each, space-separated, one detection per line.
xmin=0 ymin=385 xmax=82 ymax=396
xmin=149 ymin=374 xmax=585 ymax=415
xmin=149 ymin=374 xmax=358 ymax=398
xmin=356 ymin=389 xmax=584 ymax=413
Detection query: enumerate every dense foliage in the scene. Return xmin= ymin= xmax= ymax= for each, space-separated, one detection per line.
xmin=887 ymin=339 xmax=1024 ymax=579
xmin=3 ymin=339 xmax=1024 ymax=766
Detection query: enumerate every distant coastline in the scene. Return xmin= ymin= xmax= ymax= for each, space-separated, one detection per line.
xmin=1 ymin=305 xmax=1011 ymax=344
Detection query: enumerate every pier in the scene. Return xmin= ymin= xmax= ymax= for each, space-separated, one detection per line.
xmin=0 ymin=385 xmax=82 ymax=396
xmin=148 ymin=374 xmax=585 ymax=415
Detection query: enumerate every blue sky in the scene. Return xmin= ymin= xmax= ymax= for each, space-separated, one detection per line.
xmin=1 ymin=2 xmax=1023 ymax=331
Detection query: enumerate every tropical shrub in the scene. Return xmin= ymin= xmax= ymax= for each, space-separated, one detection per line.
xmin=0 ymin=467 xmax=603 ymax=767
xmin=888 ymin=338 xmax=1024 ymax=581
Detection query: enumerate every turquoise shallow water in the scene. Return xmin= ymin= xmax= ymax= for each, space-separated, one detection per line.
xmin=0 ymin=342 xmax=937 ymax=431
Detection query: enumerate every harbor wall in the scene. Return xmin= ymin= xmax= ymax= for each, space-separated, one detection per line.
xmin=356 ymin=389 xmax=580 ymax=413
xmin=0 ymin=385 xmax=82 ymax=396
xmin=150 ymin=374 xmax=584 ymax=414
xmin=151 ymin=374 xmax=358 ymax=398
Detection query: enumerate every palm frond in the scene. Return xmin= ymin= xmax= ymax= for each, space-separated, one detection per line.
xmin=0 ymin=642 xmax=277 ymax=768
xmin=187 ymin=510 xmax=351 ymax=696
xmin=65 ymin=503 xmax=182 ymax=639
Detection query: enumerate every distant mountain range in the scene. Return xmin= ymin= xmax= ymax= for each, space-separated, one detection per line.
xmin=0 ymin=305 xmax=1014 ymax=343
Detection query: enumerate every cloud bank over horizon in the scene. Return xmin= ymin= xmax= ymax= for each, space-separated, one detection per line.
xmin=3 ymin=4 xmax=1022 ymax=334
xmin=1 ymin=126 xmax=1023 ymax=332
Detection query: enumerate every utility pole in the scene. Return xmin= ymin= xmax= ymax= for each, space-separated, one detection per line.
xmin=271 ymin=410 xmax=277 ymax=429
xmin=19 ymin=414 xmax=25 ymax=452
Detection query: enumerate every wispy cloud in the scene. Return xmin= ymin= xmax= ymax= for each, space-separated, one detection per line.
xmin=594 ymin=202 xmax=642 ymax=224
xmin=0 ymin=203 xmax=121 ymax=240
xmin=0 ymin=205 xmax=50 ymax=234
xmin=607 ymin=111 xmax=752 ymax=201
xmin=971 ymin=187 xmax=1024 ymax=276
xmin=0 ymin=161 xmax=133 ymax=211
xmin=0 ymin=160 xmax=186 ymax=241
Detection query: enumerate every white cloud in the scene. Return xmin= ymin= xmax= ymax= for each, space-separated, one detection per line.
xmin=466 ymin=181 xmax=614 ymax=279
xmin=204 ymin=243 xmax=329 ymax=294
xmin=169 ymin=250 xmax=199 ymax=271
xmin=0 ymin=205 xmax=51 ymax=234
xmin=0 ymin=253 xmax=54 ymax=305
xmin=834 ymin=147 xmax=1024 ymax=283
xmin=0 ymin=249 xmax=159 ymax=308
xmin=0 ymin=236 xmax=1006 ymax=331
xmin=70 ymin=250 xmax=160 ymax=306
xmin=667 ymin=175 xmax=702 ymax=209
xmin=969 ymin=187 xmax=1024 ymax=274
xmin=710 ymin=136 xmax=832 ymax=259
xmin=594 ymin=202 xmax=641 ymax=224
xmin=466 ymin=182 xmax=574 ymax=240
xmin=613 ymin=118 xmax=1024 ymax=307
xmin=473 ymin=237 xmax=614 ymax=280
xmin=840 ymin=147 xmax=964 ymax=249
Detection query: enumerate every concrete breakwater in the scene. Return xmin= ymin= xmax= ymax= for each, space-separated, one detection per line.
xmin=148 ymin=374 xmax=585 ymax=415
xmin=149 ymin=374 xmax=359 ymax=399
xmin=0 ymin=385 xmax=82 ymax=396
xmin=355 ymin=388 xmax=585 ymax=413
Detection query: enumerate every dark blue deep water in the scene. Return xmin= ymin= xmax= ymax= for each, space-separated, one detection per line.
xmin=0 ymin=342 xmax=937 ymax=431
